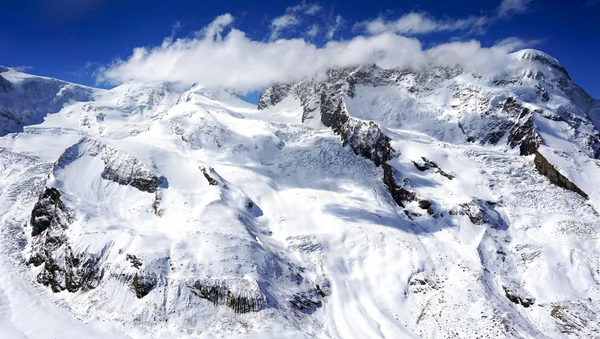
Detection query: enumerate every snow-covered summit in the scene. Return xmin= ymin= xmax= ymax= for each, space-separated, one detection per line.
xmin=512 ymin=48 xmax=562 ymax=66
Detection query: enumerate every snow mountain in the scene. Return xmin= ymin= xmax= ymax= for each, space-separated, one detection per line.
xmin=1 ymin=49 xmax=600 ymax=338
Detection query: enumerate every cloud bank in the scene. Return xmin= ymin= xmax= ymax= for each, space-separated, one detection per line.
xmin=98 ymin=3 xmax=537 ymax=93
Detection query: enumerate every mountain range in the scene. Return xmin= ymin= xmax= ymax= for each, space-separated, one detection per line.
xmin=0 ymin=49 xmax=599 ymax=338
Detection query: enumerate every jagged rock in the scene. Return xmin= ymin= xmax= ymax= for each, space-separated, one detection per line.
xmin=0 ymin=74 xmax=13 ymax=93
xmin=126 ymin=254 xmax=143 ymax=269
xmin=30 ymin=187 xmax=70 ymax=236
xmin=458 ymin=200 xmax=507 ymax=230
xmin=289 ymin=292 xmax=322 ymax=313
xmin=412 ymin=157 xmax=454 ymax=180
xmin=201 ymin=167 xmax=218 ymax=186
xmin=29 ymin=187 xmax=106 ymax=293
xmin=190 ymin=280 xmax=266 ymax=313
xmin=534 ymin=151 xmax=588 ymax=199
xmin=508 ymin=115 xmax=542 ymax=156
xmin=259 ymin=66 xmax=397 ymax=167
xmin=101 ymin=161 xmax=165 ymax=193
xmin=57 ymin=138 xmax=167 ymax=194
xmin=503 ymin=285 xmax=535 ymax=308
xmin=382 ymin=163 xmax=417 ymax=208
xmin=418 ymin=199 xmax=435 ymax=215
xmin=132 ymin=273 xmax=157 ymax=299
xmin=257 ymin=83 xmax=293 ymax=110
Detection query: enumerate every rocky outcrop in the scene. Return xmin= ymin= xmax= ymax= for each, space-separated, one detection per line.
xmin=132 ymin=273 xmax=157 ymax=299
xmin=57 ymin=138 xmax=167 ymax=194
xmin=534 ymin=151 xmax=588 ymax=199
xmin=455 ymin=199 xmax=508 ymax=230
xmin=190 ymin=280 xmax=266 ymax=313
xmin=30 ymin=187 xmax=71 ymax=236
xmin=412 ymin=157 xmax=454 ymax=180
xmin=0 ymin=74 xmax=12 ymax=93
xmin=200 ymin=167 xmax=218 ymax=186
xmin=503 ymin=285 xmax=535 ymax=308
xmin=257 ymin=83 xmax=293 ymax=110
xmin=101 ymin=164 xmax=164 ymax=193
xmin=382 ymin=163 xmax=417 ymax=208
xmin=29 ymin=187 xmax=106 ymax=293
xmin=508 ymin=114 xmax=542 ymax=156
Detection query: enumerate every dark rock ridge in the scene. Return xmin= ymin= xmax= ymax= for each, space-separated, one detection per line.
xmin=190 ymin=280 xmax=267 ymax=314
xmin=533 ymin=151 xmax=588 ymax=199
xmin=412 ymin=157 xmax=454 ymax=180
xmin=382 ymin=163 xmax=418 ymax=209
xmin=57 ymin=138 xmax=166 ymax=194
xmin=29 ymin=187 xmax=107 ymax=293
xmin=0 ymin=74 xmax=13 ymax=93
xmin=132 ymin=273 xmax=157 ymax=299
xmin=101 ymin=165 xmax=165 ymax=193
xmin=30 ymin=187 xmax=70 ymax=236
xmin=259 ymin=66 xmax=404 ymax=166
xmin=503 ymin=285 xmax=535 ymax=308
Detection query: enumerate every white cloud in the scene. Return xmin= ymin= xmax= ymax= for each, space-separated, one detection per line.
xmin=360 ymin=12 xmax=488 ymax=35
xmin=198 ymin=13 xmax=234 ymax=40
xmin=99 ymin=14 xmax=528 ymax=93
xmin=304 ymin=4 xmax=322 ymax=15
xmin=289 ymin=2 xmax=322 ymax=15
xmin=494 ymin=37 xmax=543 ymax=52
xmin=270 ymin=2 xmax=324 ymax=40
xmin=270 ymin=15 xmax=300 ymax=40
xmin=307 ymin=24 xmax=320 ymax=37
xmin=327 ymin=15 xmax=344 ymax=39
xmin=498 ymin=0 xmax=533 ymax=18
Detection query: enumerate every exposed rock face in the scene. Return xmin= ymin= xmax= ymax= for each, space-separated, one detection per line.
xmin=101 ymin=165 xmax=164 ymax=193
xmin=503 ymin=285 xmax=535 ymax=308
xmin=257 ymin=83 xmax=292 ymax=110
xmin=508 ymin=114 xmax=542 ymax=156
xmin=412 ymin=157 xmax=454 ymax=180
xmin=30 ymin=187 xmax=70 ymax=236
xmin=0 ymin=74 xmax=13 ymax=93
xmin=200 ymin=167 xmax=218 ymax=186
xmin=190 ymin=280 xmax=267 ymax=314
xmin=382 ymin=163 xmax=417 ymax=208
xmin=259 ymin=67 xmax=399 ymax=167
xmin=457 ymin=199 xmax=508 ymax=230
xmin=29 ymin=187 xmax=106 ymax=293
xmin=534 ymin=151 xmax=588 ymax=199
xmin=132 ymin=273 xmax=157 ymax=299
xmin=57 ymin=138 xmax=166 ymax=194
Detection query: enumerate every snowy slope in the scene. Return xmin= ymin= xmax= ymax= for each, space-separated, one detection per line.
xmin=0 ymin=49 xmax=600 ymax=339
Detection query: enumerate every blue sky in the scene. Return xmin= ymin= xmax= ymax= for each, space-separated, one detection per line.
xmin=2 ymin=0 xmax=599 ymax=100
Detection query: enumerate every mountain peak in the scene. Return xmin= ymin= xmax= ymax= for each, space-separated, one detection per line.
xmin=512 ymin=49 xmax=561 ymax=66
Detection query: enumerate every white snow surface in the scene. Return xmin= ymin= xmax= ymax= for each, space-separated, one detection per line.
xmin=0 ymin=52 xmax=600 ymax=339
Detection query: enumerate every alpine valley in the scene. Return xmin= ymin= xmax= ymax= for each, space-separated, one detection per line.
xmin=1 ymin=49 xmax=600 ymax=338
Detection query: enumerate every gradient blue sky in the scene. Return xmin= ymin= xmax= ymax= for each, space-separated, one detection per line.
xmin=2 ymin=0 xmax=599 ymax=100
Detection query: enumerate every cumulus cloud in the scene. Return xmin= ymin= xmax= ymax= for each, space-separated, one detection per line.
xmin=98 ymin=14 xmax=529 ymax=93
xmin=359 ymin=12 xmax=488 ymax=35
xmin=498 ymin=0 xmax=533 ymax=18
